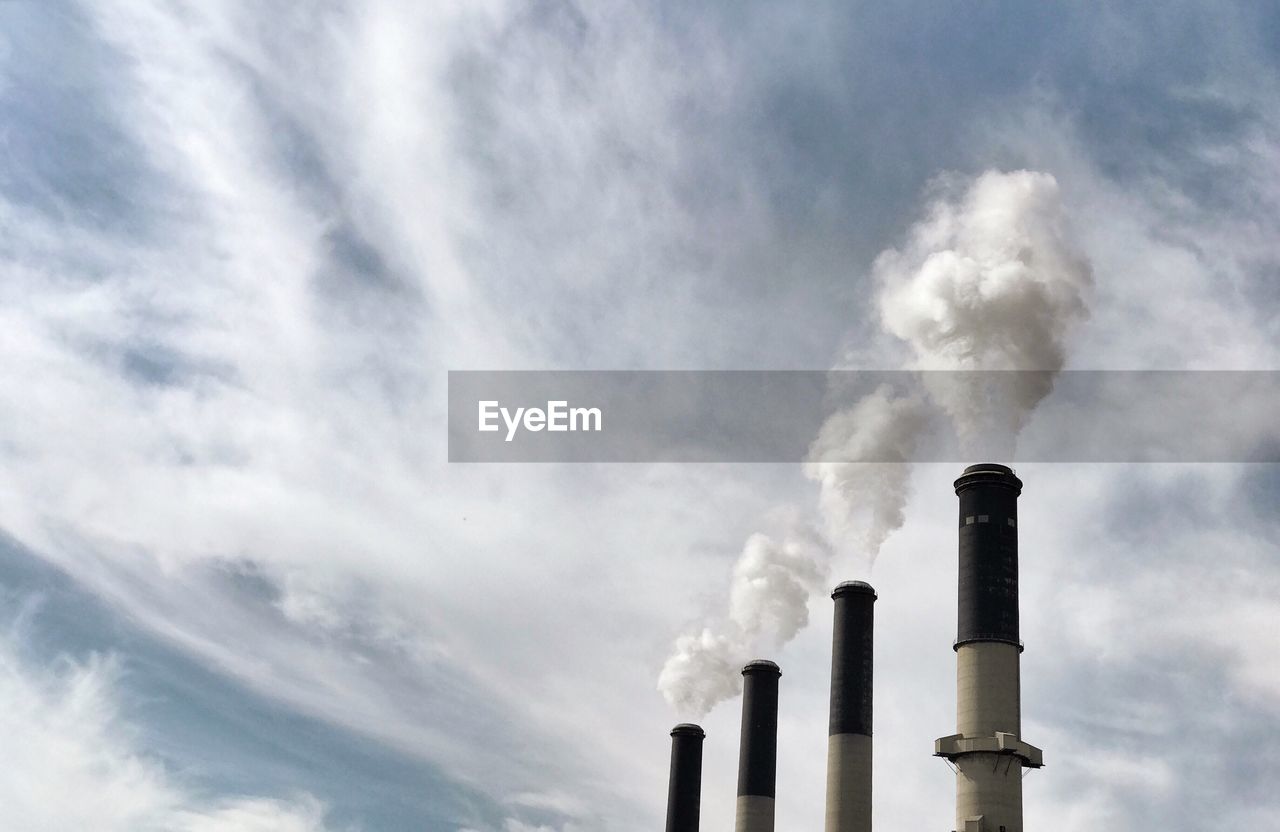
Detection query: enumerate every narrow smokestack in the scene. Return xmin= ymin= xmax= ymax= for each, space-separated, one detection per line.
xmin=935 ymin=464 xmax=1043 ymax=832
xmin=665 ymin=723 xmax=705 ymax=832
xmin=735 ymin=659 xmax=780 ymax=832
xmin=825 ymin=581 xmax=875 ymax=832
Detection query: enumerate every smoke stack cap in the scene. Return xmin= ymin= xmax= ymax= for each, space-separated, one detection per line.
xmin=670 ymin=723 xmax=705 ymax=738
xmin=741 ymin=659 xmax=781 ymax=677
xmin=954 ymin=463 xmax=1023 ymax=495
xmin=832 ymin=580 xmax=877 ymax=600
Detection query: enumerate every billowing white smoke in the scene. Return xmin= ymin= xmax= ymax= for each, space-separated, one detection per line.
xmin=657 ymin=530 xmax=828 ymax=715
xmin=879 ymin=170 xmax=1091 ymax=373
xmin=658 ymin=170 xmax=1091 ymax=715
xmin=876 ymin=170 xmax=1092 ymax=447
xmin=803 ymin=387 xmax=928 ymax=555
xmin=807 ymin=170 xmax=1092 ymax=547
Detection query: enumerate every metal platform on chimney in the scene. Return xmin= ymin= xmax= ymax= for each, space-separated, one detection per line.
xmin=934 ymin=732 xmax=1044 ymax=768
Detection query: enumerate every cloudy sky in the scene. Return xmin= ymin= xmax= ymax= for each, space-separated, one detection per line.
xmin=1 ymin=1 xmax=1279 ymax=830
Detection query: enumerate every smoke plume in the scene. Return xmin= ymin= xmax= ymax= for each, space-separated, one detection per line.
xmin=877 ymin=170 xmax=1093 ymax=447
xmin=658 ymin=170 xmax=1091 ymax=715
xmin=657 ymin=530 xmax=828 ymax=715
xmin=802 ymin=387 xmax=928 ymax=555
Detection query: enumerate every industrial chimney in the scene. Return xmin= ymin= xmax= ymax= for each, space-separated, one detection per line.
xmin=665 ymin=723 xmax=705 ymax=832
xmin=735 ymin=659 xmax=781 ymax=832
xmin=934 ymin=464 xmax=1043 ymax=832
xmin=825 ymin=581 xmax=875 ymax=832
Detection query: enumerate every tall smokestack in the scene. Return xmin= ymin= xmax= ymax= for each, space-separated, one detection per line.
xmin=935 ymin=464 xmax=1043 ymax=832
xmin=825 ymin=581 xmax=875 ymax=832
xmin=665 ymin=723 xmax=705 ymax=832
xmin=735 ymin=659 xmax=780 ymax=832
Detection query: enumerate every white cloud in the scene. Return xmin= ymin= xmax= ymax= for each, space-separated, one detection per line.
xmin=0 ymin=627 xmax=336 ymax=832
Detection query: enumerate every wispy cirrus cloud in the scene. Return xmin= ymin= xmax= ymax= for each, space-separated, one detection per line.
xmin=0 ymin=616 xmax=336 ymax=832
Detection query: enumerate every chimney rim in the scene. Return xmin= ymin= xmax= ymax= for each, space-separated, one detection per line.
xmin=670 ymin=723 xmax=705 ymax=738
xmin=741 ymin=658 xmax=781 ymax=676
xmin=832 ymin=579 xmax=877 ymax=600
xmin=954 ymin=462 xmax=1023 ymax=495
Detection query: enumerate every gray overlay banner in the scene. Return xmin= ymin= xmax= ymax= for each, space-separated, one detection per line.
xmin=447 ymin=371 xmax=1280 ymax=463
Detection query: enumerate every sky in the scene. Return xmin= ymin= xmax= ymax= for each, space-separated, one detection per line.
xmin=0 ymin=1 xmax=1278 ymax=830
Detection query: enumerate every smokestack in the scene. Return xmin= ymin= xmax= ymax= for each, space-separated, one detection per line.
xmin=665 ymin=723 xmax=705 ymax=832
xmin=825 ymin=581 xmax=875 ymax=832
xmin=935 ymin=464 xmax=1043 ymax=832
xmin=735 ymin=659 xmax=780 ymax=832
